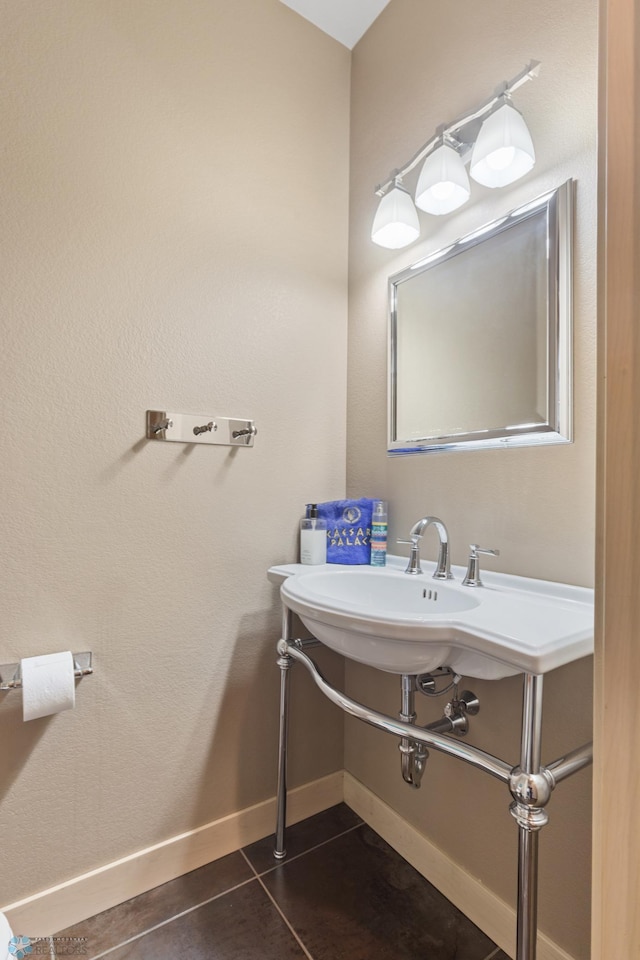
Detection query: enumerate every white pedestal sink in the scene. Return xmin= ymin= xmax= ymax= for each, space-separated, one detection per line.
xmin=269 ymin=554 xmax=594 ymax=960
xmin=268 ymin=555 xmax=593 ymax=679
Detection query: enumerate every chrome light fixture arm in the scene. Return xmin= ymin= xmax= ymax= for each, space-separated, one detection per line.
xmin=374 ymin=60 xmax=541 ymax=198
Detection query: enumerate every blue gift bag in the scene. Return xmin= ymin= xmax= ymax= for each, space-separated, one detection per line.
xmin=313 ymin=498 xmax=376 ymax=564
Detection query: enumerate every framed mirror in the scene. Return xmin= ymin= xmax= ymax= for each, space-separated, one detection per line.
xmin=388 ymin=180 xmax=573 ymax=455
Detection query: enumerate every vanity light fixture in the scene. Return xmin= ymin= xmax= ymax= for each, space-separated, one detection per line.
xmin=469 ymin=96 xmax=535 ymax=187
xmin=415 ymin=138 xmax=470 ymax=215
xmin=370 ymin=178 xmax=421 ymax=249
xmin=371 ymin=61 xmax=540 ymax=249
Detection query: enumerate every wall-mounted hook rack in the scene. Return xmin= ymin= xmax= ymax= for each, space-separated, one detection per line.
xmin=0 ymin=652 xmax=93 ymax=691
xmin=146 ymin=411 xmax=257 ymax=447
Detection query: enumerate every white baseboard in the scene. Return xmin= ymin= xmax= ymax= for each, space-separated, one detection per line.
xmin=343 ymin=772 xmax=575 ymax=960
xmin=4 ymin=768 xmax=576 ymax=960
xmin=2 ymin=771 xmax=344 ymax=937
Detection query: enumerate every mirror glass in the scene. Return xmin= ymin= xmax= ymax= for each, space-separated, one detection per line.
xmin=388 ymin=180 xmax=573 ymax=455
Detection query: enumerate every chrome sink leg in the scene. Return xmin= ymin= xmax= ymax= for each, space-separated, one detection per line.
xmin=274 ymin=610 xmax=294 ymax=860
xmin=509 ymin=673 xmax=550 ymax=960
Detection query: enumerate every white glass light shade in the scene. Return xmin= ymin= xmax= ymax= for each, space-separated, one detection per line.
xmin=470 ymin=101 xmax=535 ymax=188
xmin=415 ymin=143 xmax=470 ymax=215
xmin=371 ymin=186 xmax=420 ymax=249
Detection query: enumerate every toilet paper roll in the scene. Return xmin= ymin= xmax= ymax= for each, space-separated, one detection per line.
xmin=21 ymin=651 xmax=76 ymax=722
xmin=0 ymin=911 xmax=15 ymax=960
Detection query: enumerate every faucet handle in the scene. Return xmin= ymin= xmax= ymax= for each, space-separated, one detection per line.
xmin=471 ymin=544 xmax=500 ymax=557
xmin=462 ymin=544 xmax=500 ymax=587
xmin=397 ymin=537 xmax=423 ymax=575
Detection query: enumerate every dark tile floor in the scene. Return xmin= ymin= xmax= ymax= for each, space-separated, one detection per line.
xmin=58 ymin=805 xmax=509 ymax=960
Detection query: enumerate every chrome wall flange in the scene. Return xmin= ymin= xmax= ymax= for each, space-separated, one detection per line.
xmin=444 ymin=690 xmax=480 ymax=735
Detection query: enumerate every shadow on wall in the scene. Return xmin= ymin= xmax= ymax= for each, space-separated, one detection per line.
xmin=160 ymin=594 xmax=345 ymax=843
xmin=0 ymin=698 xmax=56 ymax=802
xmin=98 ymin=429 xmax=245 ymax=488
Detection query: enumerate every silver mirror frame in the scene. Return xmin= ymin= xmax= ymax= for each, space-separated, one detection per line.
xmin=387 ymin=179 xmax=574 ymax=455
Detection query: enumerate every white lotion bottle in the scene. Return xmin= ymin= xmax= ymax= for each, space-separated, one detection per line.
xmin=300 ymin=504 xmax=327 ymax=565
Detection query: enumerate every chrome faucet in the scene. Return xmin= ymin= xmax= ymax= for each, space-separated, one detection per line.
xmin=397 ymin=516 xmax=453 ymax=579
xmin=461 ymin=544 xmax=500 ymax=586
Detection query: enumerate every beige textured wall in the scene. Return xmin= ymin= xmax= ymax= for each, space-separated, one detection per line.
xmin=346 ymin=1 xmax=597 ymax=957
xmin=0 ymin=0 xmax=349 ymax=905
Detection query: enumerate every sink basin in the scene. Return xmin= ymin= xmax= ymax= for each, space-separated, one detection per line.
xmin=269 ymin=558 xmax=594 ymax=680
xmin=294 ymin=570 xmax=481 ymax=616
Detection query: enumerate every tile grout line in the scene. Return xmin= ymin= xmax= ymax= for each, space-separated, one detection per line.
xmin=87 ymin=820 xmax=364 ymax=960
xmin=248 ymin=821 xmax=365 ymax=878
xmin=240 ymin=846 xmax=262 ymax=880
xmin=238 ymin=822 xmax=365 ymax=960
xmin=247 ymin=826 xmax=506 ymax=960
xmin=85 ymin=875 xmax=259 ymax=960
xmin=74 ymin=818 xmax=504 ymax=960
xmin=241 ymin=850 xmax=315 ymax=960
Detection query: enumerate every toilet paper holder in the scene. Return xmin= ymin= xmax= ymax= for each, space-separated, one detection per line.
xmin=0 ymin=652 xmax=93 ymax=691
